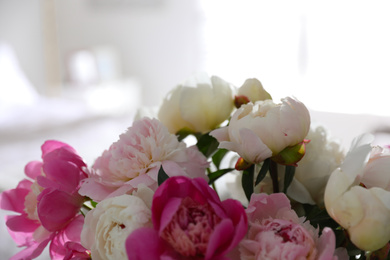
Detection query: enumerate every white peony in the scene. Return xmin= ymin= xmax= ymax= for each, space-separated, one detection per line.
xmin=210 ymin=97 xmax=310 ymax=164
xmin=324 ymin=134 xmax=390 ymax=251
xmin=158 ymin=73 xmax=235 ymax=134
xmin=81 ymin=185 xmax=154 ymax=260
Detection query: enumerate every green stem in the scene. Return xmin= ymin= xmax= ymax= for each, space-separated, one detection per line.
xmin=269 ymin=160 xmax=279 ymax=193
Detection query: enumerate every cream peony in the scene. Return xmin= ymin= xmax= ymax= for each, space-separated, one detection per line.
xmin=210 ymin=97 xmax=310 ymax=164
xmin=324 ymin=134 xmax=390 ymax=251
xmin=157 ymin=73 xmax=234 ymax=134
xmin=81 ymin=185 xmax=154 ymax=260
xmin=236 ymin=78 xmax=271 ymax=103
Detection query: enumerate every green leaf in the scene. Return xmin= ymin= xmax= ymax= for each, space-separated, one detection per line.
xmin=157 ymin=166 xmax=169 ymax=186
xmin=283 ymin=165 xmax=296 ymax=193
xmin=242 ymin=164 xmax=255 ymax=201
xmin=255 ymin=158 xmax=270 ymax=186
xmin=212 ymin=149 xmax=229 ymax=169
xmin=208 ymin=168 xmax=235 ymax=185
xmin=196 ymin=133 xmax=219 ymax=157
xmin=176 ymin=128 xmax=195 ymax=141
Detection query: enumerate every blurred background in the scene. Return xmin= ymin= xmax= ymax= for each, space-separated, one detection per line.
xmin=1 ymin=0 xmax=390 ymax=258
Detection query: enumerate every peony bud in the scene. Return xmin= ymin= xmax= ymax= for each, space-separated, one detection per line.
xmin=236 ymin=78 xmax=272 ymax=103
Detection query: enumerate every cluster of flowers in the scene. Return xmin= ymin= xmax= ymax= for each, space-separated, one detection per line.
xmin=1 ymin=74 xmax=390 ymax=260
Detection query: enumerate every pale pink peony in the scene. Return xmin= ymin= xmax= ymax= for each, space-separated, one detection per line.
xmin=79 ymin=117 xmax=209 ymax=202
xmin=126 ymin=176 xmax=248 ymax=260
xmin=0 ymin=140 xmax=88 ymax=260
xmin=240 ymin=193 xmax=346 ymax=260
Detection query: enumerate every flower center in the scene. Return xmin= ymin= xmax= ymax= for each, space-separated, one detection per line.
xmin=24 ymin=181 xmax=44 ymax=221
xmin=161 ymin=197 xmax=221 ymax=257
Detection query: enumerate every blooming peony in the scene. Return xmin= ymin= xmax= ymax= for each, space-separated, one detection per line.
xmin=158 ymin=73 xmax=235 ymax=134
xmin=325 ymin=134 xmax=390 ymax=251
xmin=79 ymin=117 xmax=209 ymax=202
xmin=126 ymin=176 xmax=248 ymax=259
xmin=240 ymin=193 xmax=346 ymax=260
xmin=0 ymin=140 xmax=88 ymax=260
xmin=210 ymin=97 xmax=310 ymax=164
xmin=81 ymin=185 xmax=154 ymax=260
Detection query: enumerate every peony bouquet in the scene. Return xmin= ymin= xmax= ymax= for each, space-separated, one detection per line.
xmin=1 ymin=73 xmax=390 ymax=260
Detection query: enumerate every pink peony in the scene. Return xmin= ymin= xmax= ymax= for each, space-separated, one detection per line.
xmin=240 ymin=193 xmax=346 ymax=260
xmin=79 ymin=117 xmax=209 ymax=202
xmin=0 ymin=140 xmax=88 ymax=260
xmin=125 ymin=176 xmax=248 ymax=260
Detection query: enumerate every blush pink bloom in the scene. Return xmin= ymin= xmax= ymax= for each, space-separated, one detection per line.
xmin=0 ymin=140 xmax=88 ymax=260
xmin=79 ymin=117 xmax=209 ymax=202
xmin=240 ymin=193 xmax=347 ymax=260
xmin=126 ymin=176 xmax=248 ymax=260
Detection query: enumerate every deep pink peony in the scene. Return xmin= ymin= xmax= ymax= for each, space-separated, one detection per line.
xmin=125 ymin=176 xmax=248 ymax=260
xmin=240 ymin=193 xmax=347 ymax=260
xmin=79 ymin=117 xmax=209 ymax=202
xmin=0 ymin=140 xmax=89 ymax=260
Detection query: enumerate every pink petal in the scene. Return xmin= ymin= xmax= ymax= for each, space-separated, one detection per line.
xmin=43 ymin=148 xmax=86 ymax=170
xmin=40 ymin=159 xmax=84 ymax=194
xmin=49 ymin=216 xmax=85 ymax=260
xmin=317 ymin=227 xmax=337 ymax=260
xmin=24 ymin=161 xmax=43 ymax=180
xmin=38 ymin=189 xmax=83 ymax=232
xmin=6 ymin=214 xmax=40 ymax=233
xmin=41 ymin=140 xmax=76 ymax=157
xmin=125 ymin=227 xmax=167 ymax=259
xmin=78 ymin=178 xmax=117 ymax=202
xmin=246 ymin=193 xmax=294 ymax=222
xmin=161 ymin=161 xmax=185 ymax=177
xmin=9 ymin=235 xmax=52 ymax=260
xmin=156 ymin=198 xmax=182 ymax=233
xmin=205 ymin=218 xmax=234 ymax=259
xmin=220 ymin=199 xmax=248 ymax=250
xmin=0 ymin=185 xmax=30 ymax=213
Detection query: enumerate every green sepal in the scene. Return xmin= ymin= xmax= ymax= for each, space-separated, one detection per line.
xmin=255 ymin=158 xmax=270 ymax=186
xmin=157 ymin=166 xmax=169 ymax=186
xmin=196 ymin=133 xmax=219 ymax=157
xmin=212 ymin=148 xmax=229 ymax=169
xmin=283 ymin=165 xmax=296 ymax=193
xmin=242 ymin=164 xmax=255 ymax=201
xmin=271 ymin=139 xmax=310 ymax=166
xmin=208 ymin=168 xmax=235 ymax=185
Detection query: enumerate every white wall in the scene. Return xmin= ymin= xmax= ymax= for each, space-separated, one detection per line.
xmin=55 ymin=0 xmax=206 ymax=107
xmin=0 ymin=0 xmax=46 ymax=94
